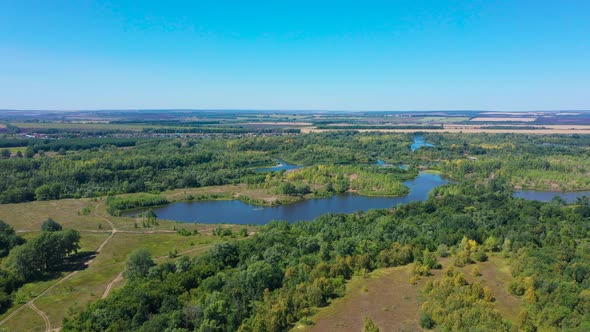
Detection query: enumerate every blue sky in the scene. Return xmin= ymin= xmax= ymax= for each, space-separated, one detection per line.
xmin=1 ymin=1 xmax=589 ymax=110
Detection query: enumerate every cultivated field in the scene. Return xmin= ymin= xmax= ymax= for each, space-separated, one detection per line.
xmin=470 ymin=117 xmax=537 ymax=122
xmin=302 ymin=124 xmax=590 ymax=134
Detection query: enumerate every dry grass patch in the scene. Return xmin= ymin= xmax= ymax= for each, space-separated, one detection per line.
xmin=0 ymin=199 xmax=105 ymax=231
xmin=298 ymin=265 xmax=428 ymax=332
xmin=457 ymin=255 xmax=521 ymax=323
xmin=297 ymin=256 xmax=520 ymax=332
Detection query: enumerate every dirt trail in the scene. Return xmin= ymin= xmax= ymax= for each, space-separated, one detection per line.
xmin=102 ymin=271 xmax=124 ymax=299
xmin=29 ymin=302 xmax=51 ymax=332
xmin=0 ymin=206 xmax=118 ymax=331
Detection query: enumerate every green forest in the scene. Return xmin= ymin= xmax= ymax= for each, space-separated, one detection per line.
xmin=59 ymin=180 xmax=590 ymax=331
xmin=1 ymin=131 xmax=590 ymax=331
xmin=3 ymin=132 xmax=590 ymax=204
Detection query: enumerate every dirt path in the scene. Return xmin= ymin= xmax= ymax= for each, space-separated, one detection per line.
xmin=94 ymin=203 xmax=115 ymax=230
xmin=96 ymin=230 xmax=116 ymax=253
xmin=0 ymin=208 xmax=118 ymax=331
xmin=29 ymin=302 xmax=51 ymax=332
xmin=102 ymin=271 xmax=124 ymax=299
xmin=0 ymin=269 xmax=80 ymax=329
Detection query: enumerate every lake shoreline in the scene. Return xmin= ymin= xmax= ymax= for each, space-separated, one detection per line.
xmin=123 ymin=172 xmax=450 ymax=224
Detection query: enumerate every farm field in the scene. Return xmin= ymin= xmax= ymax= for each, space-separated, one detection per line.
xmin=7 ymin=122 xmax=166 ymax=131
xmin=302 ymin=124 xmax=590 ymax=134
xmin=469 ymin=117 xmax=537 ymax=122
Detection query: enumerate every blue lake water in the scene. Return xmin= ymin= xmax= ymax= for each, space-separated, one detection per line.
xmin=513 ymin=190 xmax=590 ymax=203
xmin=375 ymin=159 xmax=408 ymax=170
xmin=129 ymin=172 xmax=449 ymax=225
xmin=255 ymin=159 xmax=302 ymax=172
xmin=411 ymin=135 xmax=435 ymax=151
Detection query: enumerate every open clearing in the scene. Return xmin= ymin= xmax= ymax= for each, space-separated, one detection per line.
xmin=0 ymin=195 xmax=240 ymax=331
xmin=0 ymin=146 xmax=27 ymax=155
xmin=297 ymin=265 xmax=425 ymax=332
xmin=0 ymin=305 xmax=46 ymax=332
xmin=32 ymin=232 xmax=219 ymax=328
xmin=296 ymin=255 xmax=520 ymax=332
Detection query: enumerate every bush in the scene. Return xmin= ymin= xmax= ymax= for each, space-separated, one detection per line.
xmin=363 ymin=317 xmax=380 ymax=332
xmin=419 ymin=311 xmax=435 ymax=329
xmin=41 ymin=218 xmax=62 ymax=232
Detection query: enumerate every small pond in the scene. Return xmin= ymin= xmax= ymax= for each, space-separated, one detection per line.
xmin=255 ymin=159 xmax=302 ymax=172
xmin=411 ymin=135 xmax=434 ymax=151
xmin=513 ymin=190 xmax=590 ymax=203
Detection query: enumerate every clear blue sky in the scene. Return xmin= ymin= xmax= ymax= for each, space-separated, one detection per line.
xmin=1 ymin=1 xmax=589 ymax=110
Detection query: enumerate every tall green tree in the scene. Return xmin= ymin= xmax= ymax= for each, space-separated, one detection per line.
xmin=0 ymin=220 xmax=24 ymax=257
xmin=124 ymin=248 xmax=154 ymax=281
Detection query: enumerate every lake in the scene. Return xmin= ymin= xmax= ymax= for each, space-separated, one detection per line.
xmin=513 ymin=190 xmax=590 ymax=203
xmin=411 ymin=135 xmax=434 ymax=151
xmin=129 ymin=172 xmax=449 ymax=225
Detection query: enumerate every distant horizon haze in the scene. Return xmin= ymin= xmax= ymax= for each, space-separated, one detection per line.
xmin=1 ymin=109 xmax=590 ymax=114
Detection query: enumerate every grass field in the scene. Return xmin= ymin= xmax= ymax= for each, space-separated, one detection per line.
xmin=0 ymin=199 xmax=107 ymax=231
xmin=296 ymin=255 xmax=521 ymax=332
xmin=0 ymin=305 xmax=45 ymax=332
xmin=32 ymin=232 xmax=220 ymax=328
xmin=0 ymin=147 xmax=27 ymax=155
xmin=461 ymin=256 xmax=521 ymax=322
xmin=297 ymin=265 xmax=425 ymax=332
xmin=0 ymin=194 xmax=250 ymax=331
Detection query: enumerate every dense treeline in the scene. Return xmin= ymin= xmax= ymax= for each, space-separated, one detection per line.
xmin=0 ymin=132 xmax=425 ymax=204
xmin=106 ymin=194 xmax=170 ymax=216
xmin=427 ymin=133 xmax=590 ymax=190
xmin=62 ymin=181 xmax=590 ymax=331
xmin=0 ymin=220 xmax=24 ymax=258
xmin=247 ymin=164 xmax=417 ymax=198
xmin=0 ymin=140 xmax=273 ymax=203
xmin=2 ymin=132 xmax=590 ymax=205
xmin=0 ymin=137 xmax=145 ymax=151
